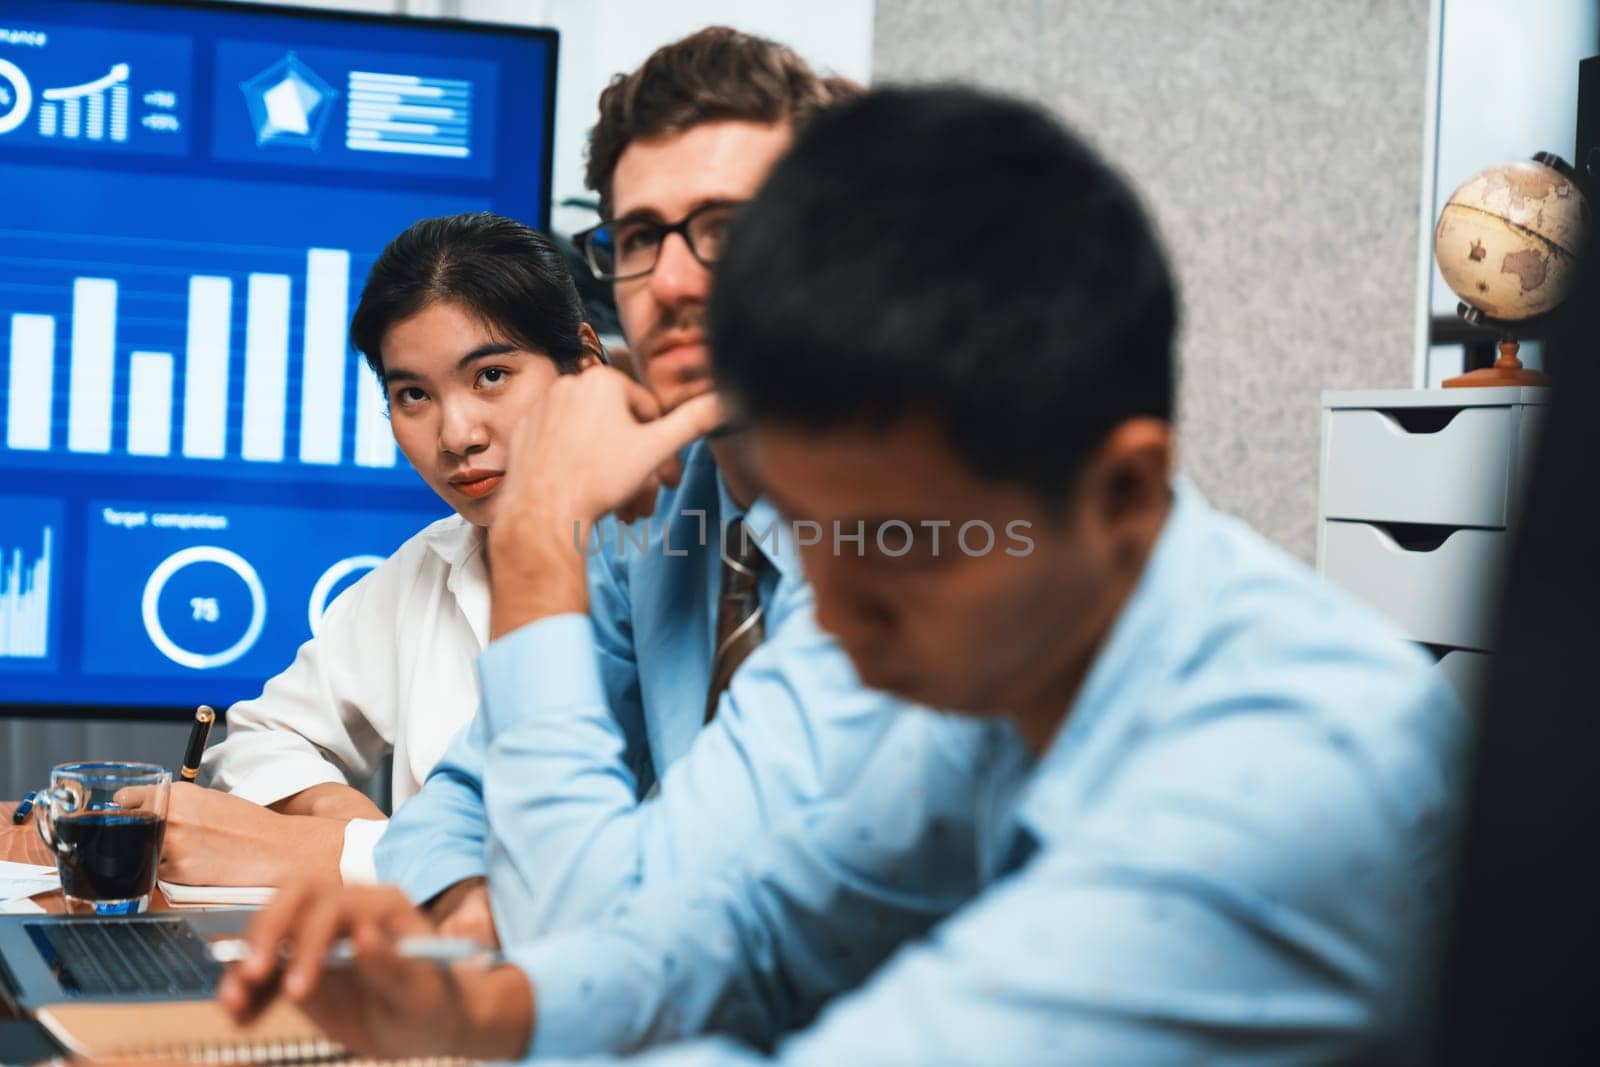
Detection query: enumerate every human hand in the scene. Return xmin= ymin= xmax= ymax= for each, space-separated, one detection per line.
xmin=426 ymin=875 xmax=500 ymax=948
xmin=497 ymin=364 xmax=724 ymax=528
xmin=114 ymin=781 xmax=343 ymax=886
xmin=217 ymin=883 xmax=533 ymax=1060
xmin=487 ymin=366 xmax=724 ymax=637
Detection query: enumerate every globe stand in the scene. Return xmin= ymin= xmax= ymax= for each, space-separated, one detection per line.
xmin=1442 ymin=302 xmax=1550 ymax=389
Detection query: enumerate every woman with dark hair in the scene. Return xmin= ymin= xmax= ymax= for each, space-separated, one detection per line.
xmin=147 ymin=213 xmax=603 ymax=889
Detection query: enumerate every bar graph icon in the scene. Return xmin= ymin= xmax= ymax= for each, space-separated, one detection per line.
xmin=39 ymin=63 xmax=131 ymax=143
xmin=3 ymin=247 xmax=396 ymax=470
xmin=346 ymin=71 xmax=472 ymax=159
xmin=0 ymin=517 xmax=53 ymax=660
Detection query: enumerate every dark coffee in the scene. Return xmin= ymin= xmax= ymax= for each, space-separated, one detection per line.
xmin=54 ymin=812 xmax=164 ymax=901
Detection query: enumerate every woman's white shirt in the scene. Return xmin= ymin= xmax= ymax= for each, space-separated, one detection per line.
xmin=200 ymin=514 xmax=489 ymax=883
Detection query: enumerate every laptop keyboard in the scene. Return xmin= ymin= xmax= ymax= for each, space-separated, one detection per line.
xmin=25 ymin=918 xmax=222 ymax=997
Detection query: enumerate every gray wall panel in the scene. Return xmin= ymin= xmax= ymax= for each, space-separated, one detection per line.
xmin=874 ymin=0 xmax=1431 ymax=560
xmin=1 ymin=718 xmax=390 ymax=813
xmin=2 ymin=718 xmax=196 ymax=801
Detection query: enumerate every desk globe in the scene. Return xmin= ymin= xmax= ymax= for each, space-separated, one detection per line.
xmin=1433 ymin=152 xmax=1589 ymax=387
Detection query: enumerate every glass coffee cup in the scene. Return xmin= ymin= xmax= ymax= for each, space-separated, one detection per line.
xmin=35 ymin=761 xmax=170 ymax=914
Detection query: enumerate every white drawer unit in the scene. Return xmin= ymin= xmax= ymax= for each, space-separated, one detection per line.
xmin=1322 ymin=406 xmax=1519 ymax=527
xmin=1318 ymin=387 xmax=1549 ymax=696
xmin=1320 ymin=522 xmax=1506 ymax=651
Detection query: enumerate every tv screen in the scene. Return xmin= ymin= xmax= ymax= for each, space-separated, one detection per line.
xmin=0 ymin=0 xmax=557 ymax=713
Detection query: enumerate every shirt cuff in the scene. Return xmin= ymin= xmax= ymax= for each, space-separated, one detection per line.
xmin=389 ymin=848 xmax=487 ymax=906
xmin=388 ymin=844 xmax=486 ymax=908
xmin=339 ymin=819 xmax=386 ymax=884
xmin=478 ymin=614 xmax=606 ymax=736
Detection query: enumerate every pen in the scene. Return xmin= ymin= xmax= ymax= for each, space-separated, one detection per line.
xmin=11 ymin=790 xmax=36 ymax=825
xmin=208 ymin=935 xmax=502 ymax=968
xmin=179 ymin=705 xmax=216 ymax=781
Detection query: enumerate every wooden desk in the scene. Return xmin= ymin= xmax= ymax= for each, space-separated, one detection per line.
xmin=2 ymin=801 xmax=55 ymax=867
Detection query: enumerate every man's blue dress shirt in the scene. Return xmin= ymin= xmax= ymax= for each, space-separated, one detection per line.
xmin=375 ymin=440 xmax=904 ymax=943
xmin=510 ymin=482 xmax=1470 ymax=1064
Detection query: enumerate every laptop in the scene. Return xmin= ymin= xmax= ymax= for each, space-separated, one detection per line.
xmin=0 ymin=909 xmax=252 ymax=1014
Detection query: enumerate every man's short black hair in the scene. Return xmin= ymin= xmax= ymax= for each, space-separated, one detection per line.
xmin=709 ymin=86 xmax=1177 ymax=500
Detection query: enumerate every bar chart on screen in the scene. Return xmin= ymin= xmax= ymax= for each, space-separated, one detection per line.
xmin=0 ymin=496 xmax=60 ymax=665
xmin=0 ymin=0 xmax=547 ymax=711
xmin=0 ymin=228 xmax=401 ymax=478
xmin=38 ymin=63 xmax=132 ymax=143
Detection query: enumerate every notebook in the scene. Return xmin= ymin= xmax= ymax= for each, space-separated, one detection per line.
xmin=158 ymin=879 xmax=276 ymax=907
xmin=35 ymin=999 xmax=476 ymax=1065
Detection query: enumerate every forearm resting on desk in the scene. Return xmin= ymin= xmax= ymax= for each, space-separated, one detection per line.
xmin=121 ymin=782 xmax=350 ymax=885
xmin=271 ymin=782 xmax=386 ymax=821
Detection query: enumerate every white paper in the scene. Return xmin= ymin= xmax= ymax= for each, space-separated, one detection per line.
xmin=0 ymin=858 xmax=60 ymax=902
xmin=0 ymin=895 xmax=48 ymax=914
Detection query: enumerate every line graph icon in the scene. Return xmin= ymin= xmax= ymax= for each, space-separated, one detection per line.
xmin=39 ymin=62 xmax=130 ymax=142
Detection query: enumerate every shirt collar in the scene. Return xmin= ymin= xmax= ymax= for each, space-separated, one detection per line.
xmin=422 ymin=515 xmax=490 ymax=647
xmin=422 ymin=513 xmax=486 ymax=572
xmin=711 ymin=455 xmax=801 ymax=583
xmin=1013 ymin=479 xmax=1215 ymax=835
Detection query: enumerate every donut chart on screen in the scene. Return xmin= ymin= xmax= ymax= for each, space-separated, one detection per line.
xmin=140 ymin=545 xmax=266 ymax=671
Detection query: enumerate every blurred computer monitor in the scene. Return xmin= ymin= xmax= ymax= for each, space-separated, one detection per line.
xmin=0 ymin=0 xmax=557 ymax=714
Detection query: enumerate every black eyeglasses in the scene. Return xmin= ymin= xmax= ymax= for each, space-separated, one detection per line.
xmin=573 ymin=200 xmax=747 ymax=281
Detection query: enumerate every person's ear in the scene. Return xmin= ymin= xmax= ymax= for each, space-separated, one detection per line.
xmin=1083 ymin=417 xmax=1174 ymax=555
xmin=576 ymin=322 xmax=605 ymax=370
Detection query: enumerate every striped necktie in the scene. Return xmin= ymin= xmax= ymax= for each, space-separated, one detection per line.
xmin=705 ymin=521 xmax=768 ymax=722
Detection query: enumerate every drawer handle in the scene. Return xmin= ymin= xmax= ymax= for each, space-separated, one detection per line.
xmin=1368 ymin=522 xmax=1456 ymax=553
xmin=1374 ymin=407 xmax=1469 ymax=435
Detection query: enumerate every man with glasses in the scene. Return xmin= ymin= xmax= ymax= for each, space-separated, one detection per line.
xmin=370 ymin=28 xmax=895 ymax=947
xmin=579 ymin=200 xmax=741 ymax=329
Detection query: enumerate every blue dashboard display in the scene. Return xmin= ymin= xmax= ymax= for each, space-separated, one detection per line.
xmin=0 ymin=0 xmax=556 ymax=711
